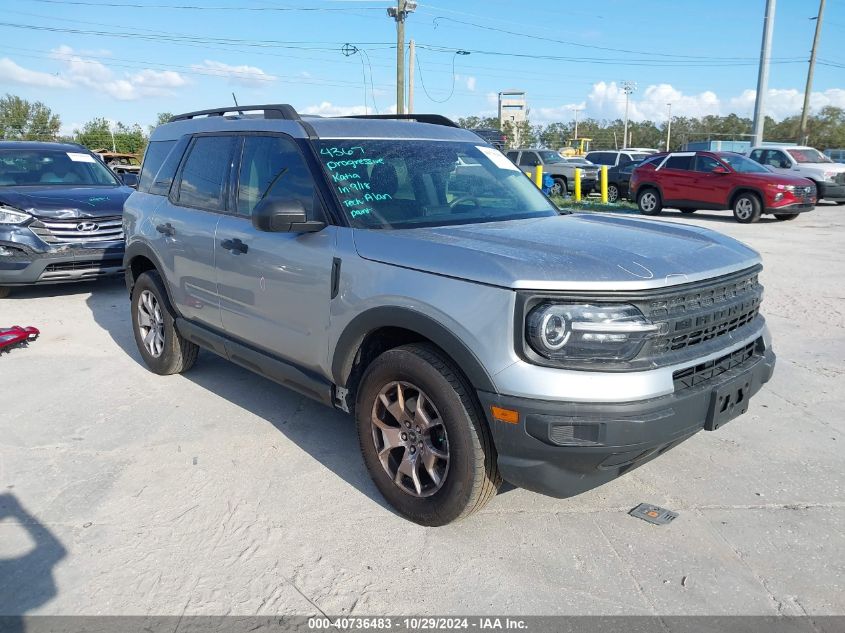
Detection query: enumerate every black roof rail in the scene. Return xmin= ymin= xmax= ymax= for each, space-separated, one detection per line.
xmin=339 ymin=113 xmax=460 ymax=128
xmin=169 ymin=104 xmax=300 ymax=122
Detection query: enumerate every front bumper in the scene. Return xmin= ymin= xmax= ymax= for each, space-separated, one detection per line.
xmin=478 ymin=345 xmax=775 ymax=498
xmin=765 ymin=202 xmax=815 ymax=214
xmin=817 ymin=181 xmax=845 ymax=201
xmin=0 ymin=241 xmax=124 ymax=286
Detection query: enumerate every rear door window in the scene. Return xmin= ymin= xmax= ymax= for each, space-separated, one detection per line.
xmin=518 ymin=152 xmax=539 ymax=166
xmin=175 ymin=135 xmax=237 ymax=211
xmin=663 ymin=155 xmax=694 ymax=170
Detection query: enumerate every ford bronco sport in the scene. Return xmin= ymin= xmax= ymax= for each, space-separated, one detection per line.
xmin=124 ymin=105 xmax=776 ymax=526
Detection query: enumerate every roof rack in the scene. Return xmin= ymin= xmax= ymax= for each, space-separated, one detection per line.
xmin=339 ymin=113 xmax=460 ymax=128
xmin=169 ymin=104 xmax=300 ymax=122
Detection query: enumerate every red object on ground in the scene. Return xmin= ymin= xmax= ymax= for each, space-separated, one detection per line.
xmin=0 ymin=325 xmax=40 ymax=352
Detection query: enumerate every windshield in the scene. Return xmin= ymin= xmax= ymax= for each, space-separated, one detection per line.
xmin=787 ymin=148 xmax=832 ymax=164
xmin=629 ymin=153 xmax=649 ymax=162
xmin=316 ymin=140 xmax=558 ymax=229
xmin=0 ymin=149 xmax=120 ymax=187
xmin=719 ymin=153 xmax=770 ymax=174
xmin=537 ymin=150 xmax=564 ymax=163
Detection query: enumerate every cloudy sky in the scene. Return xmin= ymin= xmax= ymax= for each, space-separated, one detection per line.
xmin=0 ymin=0 xmax=843 ymax=133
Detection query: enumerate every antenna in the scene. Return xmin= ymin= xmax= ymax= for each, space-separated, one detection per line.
xmin=232 ymin=92 xmax=244 ymax=116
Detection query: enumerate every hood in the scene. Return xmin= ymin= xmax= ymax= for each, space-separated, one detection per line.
xmin=352 ymin=214 xmax=760 ymax=291
xmin=742 ymin=172 xmax=816 ymax=187
xmin=0 ymin=185 xmax=132 ymax=219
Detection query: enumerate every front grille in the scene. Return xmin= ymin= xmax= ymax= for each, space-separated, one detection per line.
xmin=44 ymin=259 xmax=122 ymax=272
xmin=29 ymin=216 xmax=123 ymax=244
xmin=640 ymin=269 xmax=763 ymax=355
xmin=673 ymin=340 xmax=759 ymax=391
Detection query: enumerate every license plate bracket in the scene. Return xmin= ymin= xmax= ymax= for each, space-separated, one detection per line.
xmin=705 ymin=371 xmax=753 ymax=431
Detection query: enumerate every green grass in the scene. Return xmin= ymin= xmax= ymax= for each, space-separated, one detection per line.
xmin=550 ymin=195 xmax=638 ymax=214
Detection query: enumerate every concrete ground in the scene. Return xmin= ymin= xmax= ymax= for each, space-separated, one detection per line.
xmin=0 ymin=204 xmax=843 ymax=617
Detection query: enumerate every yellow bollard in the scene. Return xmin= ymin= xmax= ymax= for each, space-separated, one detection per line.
xmin=601 ymin=165 xmax=608 ymax=203
xmin=534 ymin=164 xmax=543 ymax=188
xmin=574 ymin=167 xmax=581 ymax=202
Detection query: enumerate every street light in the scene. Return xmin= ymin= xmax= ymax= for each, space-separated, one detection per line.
xmin=621 ymin=80 xmax=637 ymax=149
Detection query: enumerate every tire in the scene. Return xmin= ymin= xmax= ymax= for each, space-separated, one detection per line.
xmin=836 ymin=201 xmax=845 ymax=206
xmin=774 ymin=213 xmax=800 ymax=221
xmin=130 ymin=270 xmax=198 ymax=375
xmin=0 ymin=286 xmax=11 ymax=299
xmin=679 ymin=208 xmax=696 ymax=214
xmin=355 ymin=343 xmax=501 ymax=526
xmin=607 ymin=184 xmax=619 ymax=203
xmin=550 ymin=177 xmax=567 ymax=197
xmin=732 ymin=192 xmax=762 ymax=224
xmin=637 ymin=188 xmax=663 ymax=215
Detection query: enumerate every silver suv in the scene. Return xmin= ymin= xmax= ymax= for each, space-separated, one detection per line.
xmin=124 ymin=105 xmax=776 ymax=525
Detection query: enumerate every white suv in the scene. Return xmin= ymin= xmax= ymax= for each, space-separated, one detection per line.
xmin=747 ymin=145 xmax=845 ymax=204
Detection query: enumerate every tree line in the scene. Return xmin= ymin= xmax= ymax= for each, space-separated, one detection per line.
xmin=461 ymin=107 xmax=845 ymax=151
xmin=2 ymin=93 xmax=844 ymax=154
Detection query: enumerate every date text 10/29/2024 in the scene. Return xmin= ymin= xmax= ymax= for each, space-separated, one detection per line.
xmin=307 ymin=617 xmax=528 ymax=630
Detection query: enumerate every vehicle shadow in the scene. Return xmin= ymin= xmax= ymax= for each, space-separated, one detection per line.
xmin=83 ymin=288 xmax=397 ymax=515
xmin=0 ymin=493 xmax=67 ymax=631
xmin=1 ymin=276 xmax=126 ymax=301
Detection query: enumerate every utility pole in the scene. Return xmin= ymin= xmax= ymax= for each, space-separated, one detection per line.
xmin=798 ymin=0 xmax=825 ymax=144
xmin=408 ymin=39 xmax=415 ymax=114
xmin=387 ymin=0 xmax=416 ymax=115
xmin=752 ymin=0 xmax=776 ymax=146
xmin=666 ymin=103 xmax=672 ymax=151
xmin=621 ymin=81 xmax=637 ymax=149
xmin=571 ymin=106 xmax=583 ymax=139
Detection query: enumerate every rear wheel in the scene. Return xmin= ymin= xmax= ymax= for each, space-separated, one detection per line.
xmin=131 ymin=271 xmax=198 ymax=375
xmin=733 ymin=193 xmax=762 ymax=224
xmin=550 ymin=177 xmax=567 ymax=197
xmin=355 ymin=343 xmax=500 ymax=526
xmin=774 ymin=213 xmax=800 ymax=221
xmin=637 ymin=188 xmax=662 ymax=215
xmin=0 ymin=286 xmax=11 ymax=299
xmin=607 ymin=184 xmax=619 ymax=203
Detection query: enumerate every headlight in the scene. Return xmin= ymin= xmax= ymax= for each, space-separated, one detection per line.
xmin=0 ymin=206 xmax=31 ymax=225
xmin=822 ymin=171 xmax=838 ymax=182
xmin=525 ymin=302 xmax=662 ymax=363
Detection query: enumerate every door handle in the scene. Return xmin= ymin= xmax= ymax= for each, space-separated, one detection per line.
xmin=221 ymin=238 xmax=248 ymax=254
xmin=156 ymin=222 xmax=175 ymax=236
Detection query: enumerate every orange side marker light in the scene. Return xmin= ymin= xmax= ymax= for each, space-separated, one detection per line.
xmin=491 ymin=406 xmax=519 ymax=424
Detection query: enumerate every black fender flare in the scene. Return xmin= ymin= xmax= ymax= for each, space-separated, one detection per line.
xmin=123 ymin=241 xmax=180 ymax=314
xmin=331 ymin=306 xmax=497 ymax=393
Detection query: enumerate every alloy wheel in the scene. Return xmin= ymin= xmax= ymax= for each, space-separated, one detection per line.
xmin=371 ymin=381 xmax=450 ymax=497
xmin=137 ymin=290 xmax=165 ymax=357
xmin=735 ymin=198 xmax=753 ymax=220
xmin=608 ymin=185 xmax=619 ymax=203
xmin=640 ymin=191 xmax=657 ymax=212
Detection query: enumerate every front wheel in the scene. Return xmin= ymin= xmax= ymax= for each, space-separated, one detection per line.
xmin=355 ymin=343 xmax=500 ymax=526
xmin=733 ymin=193 xmax=762 ymax=223
xmin=678 ymin=208 xmax=696 ymax=214
xmin=549 ymin=177 xmax=567 ymax=197
xmin=131 ymin=271 xmax=198 ymax=375
xmin=637 ymin=188 xmax=662 ymax=215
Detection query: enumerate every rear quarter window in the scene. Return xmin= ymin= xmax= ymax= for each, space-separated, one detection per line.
xmin=139 ymin=137 xmax=189 ymax=195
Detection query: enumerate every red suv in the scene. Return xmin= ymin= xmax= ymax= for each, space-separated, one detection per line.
xmin=629 ymin=151 xmax=816 ymax=223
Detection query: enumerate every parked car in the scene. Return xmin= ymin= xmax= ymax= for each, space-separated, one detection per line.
xmin=468 ymin=128 xmax=507 ymax=150
xmin=0 ymin=141 xmax=133 ymax=298
xmin=605 ymin=155 xmax=663 ymax=202
xmin=561 ymin=156 xmax=594 ymax=166
xmin=747 ymin=145 xmax=845 ymax=204
xmin=124 ymin=104 xmax=776 ymax=525
xmin=92 ymin=150 xmax=142 ymax=188
xmin=505 ymin=148 xmax=598 ymax=196
xmin=823 ymin=148 xmax=845 ymax=164
xmin=584 ymin=149 xmax=651 ymax=168
xmin=630 ymin=151 xmax=816 ymax=223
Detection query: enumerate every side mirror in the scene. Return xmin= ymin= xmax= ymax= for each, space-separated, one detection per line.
xmin=712 ymin=166 xmax=729 ymax=174
xmin=120 ymin=172 xmax=139 ymax=188
xmin=251 ymin=198 xmax=325 ymax=233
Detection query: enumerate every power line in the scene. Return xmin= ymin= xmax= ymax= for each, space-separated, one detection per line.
xmin=25 ymin=0 xmax=387 ymax=11
xmin=414 ymin=49 xmax=468 ymax=103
